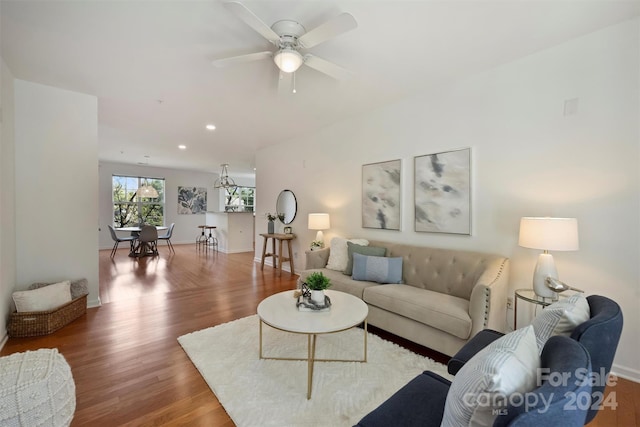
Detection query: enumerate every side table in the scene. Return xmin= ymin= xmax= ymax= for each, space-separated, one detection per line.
xmin=260 ymin=233 xmax=296 ymax=275
xmin=514 ymin=288 xmax=558 ymax=328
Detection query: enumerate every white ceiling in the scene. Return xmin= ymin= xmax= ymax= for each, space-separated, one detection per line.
xmin=2 ymin=1 xmax=639 ymax=176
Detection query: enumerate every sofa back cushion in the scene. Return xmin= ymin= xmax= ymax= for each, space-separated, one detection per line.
xmin=369 ymin=241 xmax=505 ymax=300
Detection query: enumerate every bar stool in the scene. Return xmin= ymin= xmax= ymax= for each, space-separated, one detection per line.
xmin=196 ymin=225 xmax=208 ymax=250
xmin=205 ymin=225 xmax=218 ymax=252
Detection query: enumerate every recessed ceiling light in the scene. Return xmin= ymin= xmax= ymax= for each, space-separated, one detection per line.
xmin=178 ymin=144 xmax=187 ymax=150
xmin=206 ymin=124 xmax=216 ymax=131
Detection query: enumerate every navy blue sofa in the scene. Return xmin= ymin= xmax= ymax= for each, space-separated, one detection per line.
xmin=356 ymin=295 xmax=622 ymax=426
xmin=355 ymin=335 xmax=592 ymax=426
xmin=447 ymin=295 xmax=623 ymax=424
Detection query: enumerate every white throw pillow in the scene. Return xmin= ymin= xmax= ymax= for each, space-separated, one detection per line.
xmin=325 ymin=237 xmax=369 ymax=271
xmin=13 ymin=280 xmax=72 ymax=312
xmin=441 ymin=325 xmax=540 ymax=427
xmin=531 ymin=293 xmax=590 ymax=353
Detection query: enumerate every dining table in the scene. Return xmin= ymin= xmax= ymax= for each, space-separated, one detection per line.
xmin=116 ymin=226 xmax=168 ymax=257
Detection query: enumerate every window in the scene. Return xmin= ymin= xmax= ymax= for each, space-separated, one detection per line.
xmin=112 ymin=175 xmax=165 ymax=227
xmin=224 ymin=186 xmax=255 ymax=212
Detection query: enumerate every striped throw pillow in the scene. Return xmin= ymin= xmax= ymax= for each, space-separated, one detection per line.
xmin=441 ymin=325 xmax=539 ymax=427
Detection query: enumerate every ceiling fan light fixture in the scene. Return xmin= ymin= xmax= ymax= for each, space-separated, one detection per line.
xmin=273 ymin=49 xmax=303 ymax=73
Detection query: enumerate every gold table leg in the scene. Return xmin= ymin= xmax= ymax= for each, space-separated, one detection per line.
xmin=363 ymin=320 xmax=368 ymax=362
xmin=307 ymin=334 xmax=317 ymax=399
xmin=259 ymin=319 xmax=368 ymax=400
xmin=259 ymin=320 xmax=263 ymax=359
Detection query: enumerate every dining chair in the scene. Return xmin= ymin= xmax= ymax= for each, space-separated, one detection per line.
xmin=138 ymin=225 xmax=159 ymax=256
xmin=108 ymin=225 xmax=137 ymax=258
xmin=158 ymin=223 xmax=175 ymax=253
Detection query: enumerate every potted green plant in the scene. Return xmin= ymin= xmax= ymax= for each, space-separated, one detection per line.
xmin=305 ymin=271 xmax=331 ymax=304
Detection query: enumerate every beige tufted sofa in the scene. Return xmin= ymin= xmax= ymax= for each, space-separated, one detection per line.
xmin=300 ymin=241 xmax=509 ymax=356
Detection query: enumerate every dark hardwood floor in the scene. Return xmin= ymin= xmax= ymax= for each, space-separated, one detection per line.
xmin=1 ymin=244 xmax=636 ymax=426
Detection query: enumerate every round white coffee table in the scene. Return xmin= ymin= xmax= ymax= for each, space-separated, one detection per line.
xmin=257 ymin=289 xmax=369 ymax=399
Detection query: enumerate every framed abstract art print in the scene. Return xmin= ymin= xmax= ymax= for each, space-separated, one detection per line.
xmin=414 ymin=148 xmax=471 ymax=234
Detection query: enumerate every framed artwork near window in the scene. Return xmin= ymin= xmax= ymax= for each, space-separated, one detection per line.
xmin=178 ymin=187 xmax=207 ymax=214
xmin=414 ymin=148 xmax=471 ymax=235
xmin=362 ymin=159 xmax=401 ymax=230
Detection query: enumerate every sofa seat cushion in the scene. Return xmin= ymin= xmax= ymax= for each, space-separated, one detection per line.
xmin=299 ymin=269 xmax=378 ymax=299
xmin=364 ymin=285 xmax=472 ymax=339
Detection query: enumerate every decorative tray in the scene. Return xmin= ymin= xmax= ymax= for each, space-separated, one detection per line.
xmin=296 ymin=295 xmax=332 ymax=312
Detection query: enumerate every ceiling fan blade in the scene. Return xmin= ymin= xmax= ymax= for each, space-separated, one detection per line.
xmin=212 ymin=51 xmax=273 ymax=68
xmin=303 ymin=54 xmax=353 ymax=81
xmin=224 ymin=1 xmax=280 ymax=44
xmin=298 ymin=13 xmax=357 ymax=48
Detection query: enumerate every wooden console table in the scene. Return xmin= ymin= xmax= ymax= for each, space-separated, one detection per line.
xmin=260 ymin=233 xmax=296 ymax=276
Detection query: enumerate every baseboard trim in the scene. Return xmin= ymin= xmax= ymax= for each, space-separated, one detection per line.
xmin=611 ymin=363 xmax=640 ymax=383
xmin=219 ymin=248 xmax=254 ymax=254
xmin=252 ymin=257 xmax=300 ymax=277
xmin=0 ymin=332 xmax=8 ymax=352
xmin=87 ymin=297 xmax=102 ymax=308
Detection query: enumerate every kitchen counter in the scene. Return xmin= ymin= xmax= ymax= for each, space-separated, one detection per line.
xmin=206 ymin=212 xmax=254 ymax=253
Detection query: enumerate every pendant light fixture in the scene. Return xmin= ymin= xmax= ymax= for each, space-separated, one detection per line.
xmin=214 ymin=163 xmax=238 ymax=189
xmin=138 ymin=179 xmax=159 ymax=198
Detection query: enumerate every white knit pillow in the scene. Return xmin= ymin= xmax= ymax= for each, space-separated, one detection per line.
xmin=13 ymin=281 xmax=72 ymax=312
xmin=441 ymin=326 xmax=540 ymax=427
xmin=531 ymin=293 xmax=590 ymax=353
xmin=325 ymin=237 xmax=369 ymax=271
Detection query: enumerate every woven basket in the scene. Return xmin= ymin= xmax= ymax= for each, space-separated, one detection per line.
xmin=8 ymin=294 xmax=87 ymax=338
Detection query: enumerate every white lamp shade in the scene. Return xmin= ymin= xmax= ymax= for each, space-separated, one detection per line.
xmin=308 ymin=213 xmax=330 ymax=230
xmin=273 ymin=49 xmax=303 ymax=73
xmin=518 ymin=217 xmax=579 ymax=251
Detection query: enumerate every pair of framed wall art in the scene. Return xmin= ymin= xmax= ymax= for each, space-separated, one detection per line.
xmin=362 ymin=147 xmax=471 ymax=234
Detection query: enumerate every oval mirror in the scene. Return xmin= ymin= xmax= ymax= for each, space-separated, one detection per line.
xmin=276 ymin=190 xmax=297 ymax=224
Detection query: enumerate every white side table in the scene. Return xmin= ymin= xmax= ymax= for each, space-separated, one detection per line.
xmin=514 ymin=288 xmax=559 ymax=328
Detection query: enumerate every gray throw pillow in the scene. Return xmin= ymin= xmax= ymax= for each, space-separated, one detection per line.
xmin=344 ymin=241 xmax=386 ymax=275
xmin=351 ymin=252 xmax=403 ymax=284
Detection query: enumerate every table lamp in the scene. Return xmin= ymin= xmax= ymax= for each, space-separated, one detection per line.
xmin=518 ymin=217 xmax=579 ymax=299
xmin=308 ymin=213 xmax=330 ymax=249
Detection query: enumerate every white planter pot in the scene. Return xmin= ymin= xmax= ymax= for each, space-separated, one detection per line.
xmin=310 ymin=290 xmax=325 ymax=305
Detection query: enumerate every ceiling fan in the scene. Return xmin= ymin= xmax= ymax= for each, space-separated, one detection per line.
xmin=213 ymin=1 xmax=358 ymax=83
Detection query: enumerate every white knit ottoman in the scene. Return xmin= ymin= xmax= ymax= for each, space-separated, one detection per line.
xmin=0 ymin=349 xmax=75 ymax=426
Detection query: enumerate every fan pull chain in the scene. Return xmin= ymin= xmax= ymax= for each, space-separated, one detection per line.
xmin=292 ymin=72 xmax=297 ymax=94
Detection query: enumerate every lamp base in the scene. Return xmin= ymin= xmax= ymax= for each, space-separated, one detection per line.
xmin=315 ymin=230 xmax=324 ymax=246
xmin=533 ymin=253 xmax=558 ymax=299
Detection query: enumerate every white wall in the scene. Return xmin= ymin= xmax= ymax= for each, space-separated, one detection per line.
xmin=99 ymin=162 xmax=255 ymax=248
xmin=0 ymin=58 xmax=16 ymax=345
xmin=255 ymin=19 xmax=640 ymax=380
xmin=14 ymin=80 xmax=100 ymax=306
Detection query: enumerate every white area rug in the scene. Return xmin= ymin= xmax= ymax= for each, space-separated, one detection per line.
xmin=178 ymin=315 xmax=451 ymax=427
